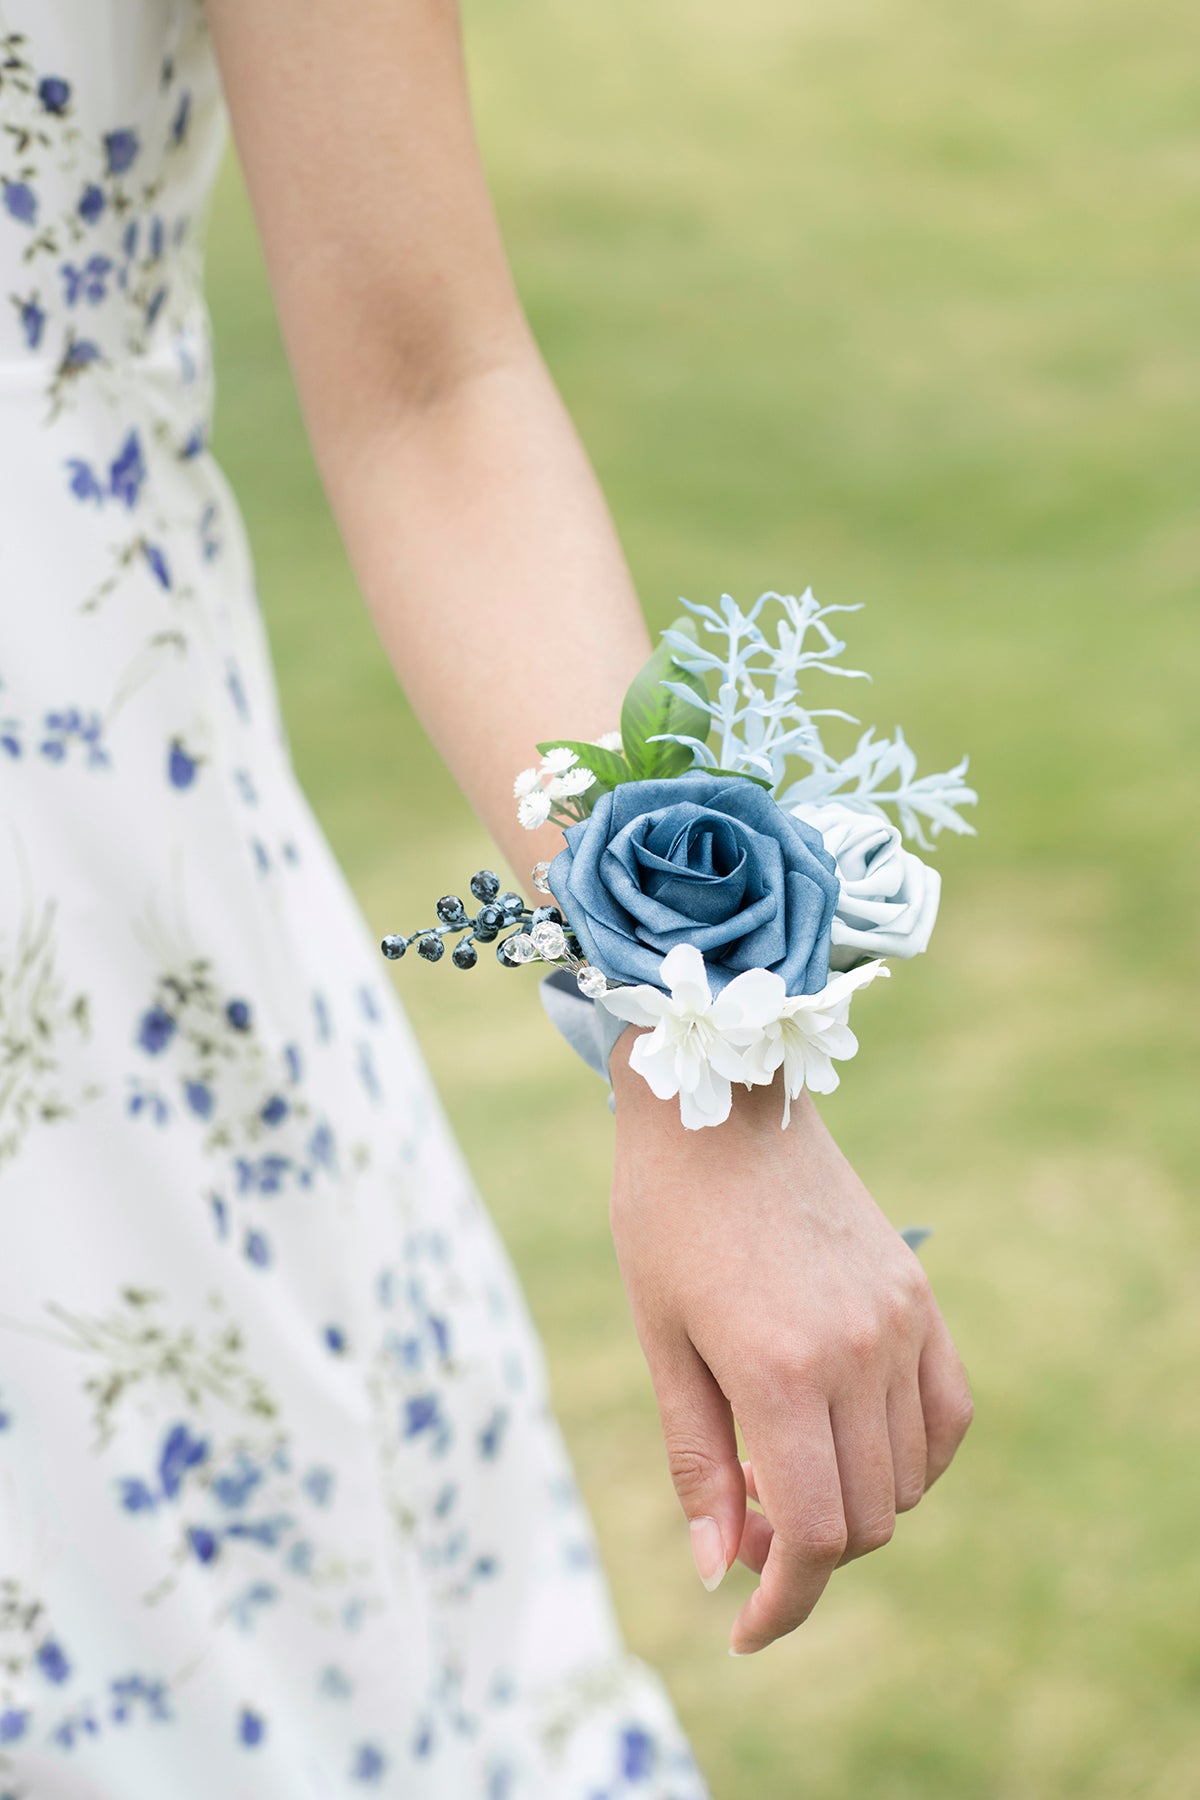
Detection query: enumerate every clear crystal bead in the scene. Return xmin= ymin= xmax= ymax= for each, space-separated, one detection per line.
xmin=577 ymin=966 xmax=608 ymax=999
xmin=530 ymin=921 xmax=567 ymax=961
xmin=507 ymin=932 xmax=538 ymax=964
xmin=530 ymin=860 xmax=553 ymax=895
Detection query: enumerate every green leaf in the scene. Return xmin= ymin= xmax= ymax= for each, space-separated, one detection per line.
xmin=705 ymin=765 xmax=776 ymax=792
xmin=535 ymin=740 xmax=633 ymax=793
xmin=644 ymin=738 xmax=698 ymax=779
xmin=619 ymin=616 xmax=711 ymax=779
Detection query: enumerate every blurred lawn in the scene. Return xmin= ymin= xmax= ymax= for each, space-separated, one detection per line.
xmin=205 ymin=0 xmax=1199 ymax=1794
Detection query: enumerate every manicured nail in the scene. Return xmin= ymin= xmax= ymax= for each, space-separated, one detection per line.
xmin=690 ymin=1516 xmax=727 ymax=1592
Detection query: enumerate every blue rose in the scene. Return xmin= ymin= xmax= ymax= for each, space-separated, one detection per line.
xmin=548 ymin=771 xmax=840 ymax=996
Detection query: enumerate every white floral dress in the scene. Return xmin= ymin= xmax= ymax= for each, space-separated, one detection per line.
xmin=0 ymin=4 xmax=707 ymax=1795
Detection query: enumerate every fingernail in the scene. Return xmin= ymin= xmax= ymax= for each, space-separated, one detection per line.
xmin=728 ymin=1646 xmax=752 ymax=1658
xmin=690 ymin=1516 xmax=727 ymax=1592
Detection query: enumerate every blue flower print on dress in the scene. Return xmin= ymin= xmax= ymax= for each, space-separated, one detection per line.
xmin=2 ymin=181 xmax=36 ymax=227
xmin=141 ymin=540 xmax=171 ymax=589
xmin=37 ymin=77 xmax=71 ymax=118
xmin=170 ymin=91 xmax=191 ymax=148
xmin=352 ymin=1742 xmax=387 ymax=1783
xmin=127 ymin=961 xmax=342 ymax=1247
xmin=37 ymin=705 xmax=110 ymax=768
xmin=65 ymin=429 xmax=145 ymax=510
xmin=109 ymin=430 xmax=145 ymax=506
xmin=237 ymin=1707 xmax=266 ymax=1748
xmin=35 ymin=1640 xmax=71 ymax=1685
xmin=136 ymin=1005 xmax=176 ymax=1055
xmin=61 ymin=254 xmax=112 ymax=306
xmin=13 ymin=292 xmax=45 ymax=347
xmin=158 ymin=1422 xmax=209 ymax=1498
xmin=103 ymin=130 xmax=139 ymax=179
xmin=167 ymin=739 xmax=200 ymax=788
xmin=77 ymin=182 xmax=105 ymax=225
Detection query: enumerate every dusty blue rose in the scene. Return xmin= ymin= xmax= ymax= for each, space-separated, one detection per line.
xmin=548 ymin=771 xmax=839 ymax=996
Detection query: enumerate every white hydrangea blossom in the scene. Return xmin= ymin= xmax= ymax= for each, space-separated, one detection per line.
xmin=598 ymin=944 xmax=783 ymax=1129
xmin=597 ymin=945 xmax=886 ymax=1130
xmin=731 ymin=959 xmax=890 ymax=1126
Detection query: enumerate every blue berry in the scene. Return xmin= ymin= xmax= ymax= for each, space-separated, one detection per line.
xmin=451 ymin=941 xmax=478 ymax=970
xmin=380 ymin=935 xmax=406 ymax=960
xmin=531 ymin=905 xmax=564 ymax=926
xmin=436 ymin=895 xmax=467 ymax=925
xmin=417 ymin=934 xmax=444 ymax=963
xmin=473 ymin=904 xmax=503 ymax=942
xmin=469 ymin=870 xmax=500 ymax=903
xmin=499 ymin=891 xmax=525 ymax=921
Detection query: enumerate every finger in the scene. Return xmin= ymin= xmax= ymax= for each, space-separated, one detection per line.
xmin=650 ymin=1335 xmax=745 ymax=1593
xmin=736 ymin=1506 xmax=774 ymax=1576
xmin=730 ymin=1407 xmax=845 ymax=1654
xmin=918 ymin=1314 xmax=975 ymax=1488
xmin=886 ymin=1381 xmax=928 ymax=1513
xmin=741 ymin=1458 xmax=760 ymax=1507
xmin=829 ymin=1394 xmax=897 ymax=1565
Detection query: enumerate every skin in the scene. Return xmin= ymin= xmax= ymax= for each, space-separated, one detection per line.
xmin=204 ymin=0 xmax=974 ymax=1656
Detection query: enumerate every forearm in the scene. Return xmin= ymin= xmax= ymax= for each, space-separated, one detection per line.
xmin=306 ymin=347 xmax=650 ymax=879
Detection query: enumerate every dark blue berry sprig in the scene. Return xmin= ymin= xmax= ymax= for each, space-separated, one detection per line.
xmin=381 ymin=870 xmax=576 ymax=972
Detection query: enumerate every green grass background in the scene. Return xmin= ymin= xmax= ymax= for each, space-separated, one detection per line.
xmin=205 ymin=1 xmax=1199 ymax=1793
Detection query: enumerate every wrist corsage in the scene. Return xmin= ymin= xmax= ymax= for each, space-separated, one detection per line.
xmin=383 ymin=589 xmax=976 ymax=1129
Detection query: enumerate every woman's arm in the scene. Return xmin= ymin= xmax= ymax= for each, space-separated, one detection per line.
xmin=204 ymin=0 xmax=973 ymax=1656
xmin=204 ymin=0 xmax=647 ymax=880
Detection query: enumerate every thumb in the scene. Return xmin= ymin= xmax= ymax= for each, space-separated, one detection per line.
xmin=650 ymin=1336 xmax=746 ymax=1593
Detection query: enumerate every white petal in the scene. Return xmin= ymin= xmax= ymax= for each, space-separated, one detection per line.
xmin=787 ymin=960 xmax=889 ymax=1016
xmin=513 ymin=767 xmax=541 ymax=798
xmin=679 ymin=1064 xmax=733 ymax=1130
xmin=597 ymin=984 xmax=669 ymax=1028
xmin=547 ymin=766 xmax=596 ymax=799
xmin=814 ymin=1021 xmax=858 ymax=1060
xmin=659 ymin=944 xmax=713 ymax=1014
xmin=540 ymin=746 xmax=577 ymax=774
xmin=674 ymin=1043 xmax=704 ymax=1093
xmin=710 ymin=966 xmax=787 ymax=1032
xmin=738 ymin=1030 xmax=784 ymax=1087
xmin=707 ymin=1035 xmax=759 ymax=1083
xmin=595 ymin=731 xmax=624 ymax=752
xmin=629 ymin=1028 xmax=684 ymax=1100
xmin=800 ymin=1046 xmax=841 ymax=1094
xmin=517 ymin=790 xmax=552 ymax=830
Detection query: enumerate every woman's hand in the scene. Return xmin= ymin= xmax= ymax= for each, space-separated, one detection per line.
xmin=609 ymin=1032 xmax=974 ymax=1657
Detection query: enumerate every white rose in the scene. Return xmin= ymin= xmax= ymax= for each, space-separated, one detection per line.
xmin=792 ymin=801 xmax=941 ymax=971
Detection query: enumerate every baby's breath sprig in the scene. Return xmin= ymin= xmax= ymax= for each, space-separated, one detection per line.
xmin=513 ymin=739 xmax=622 ymax=831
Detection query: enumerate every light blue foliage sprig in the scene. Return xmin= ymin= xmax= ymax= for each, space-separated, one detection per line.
xmin=655 ymin=590 xmax=978 ymax=851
